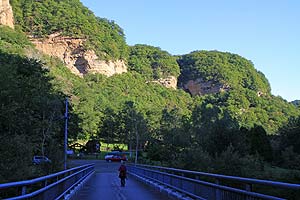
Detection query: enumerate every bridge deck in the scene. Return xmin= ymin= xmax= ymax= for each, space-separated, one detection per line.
xmin=69 ymin=160 xmax=168 ymax=200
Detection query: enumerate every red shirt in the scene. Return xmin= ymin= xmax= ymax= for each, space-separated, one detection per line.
xmin=119 ymin=164 xmax=127 ymax=178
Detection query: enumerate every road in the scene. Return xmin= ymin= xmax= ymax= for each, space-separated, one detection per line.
xmin=68 ymin=160 xmax=169 ymax=200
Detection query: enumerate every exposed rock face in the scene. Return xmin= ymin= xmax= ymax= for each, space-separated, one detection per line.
xmin=152 ymin=76 xmax=177 ymax=89
xmin=183 ymin=78 xmax=230 ymax=96
xmin=0 ymin=0 xmax=14 ymax=29
xmin=30 ymin=33 xmax=127 ymax=77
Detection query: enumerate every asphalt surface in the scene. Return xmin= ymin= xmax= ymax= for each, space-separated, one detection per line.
xmin=68 ymin=160 xmax=170 ymax=200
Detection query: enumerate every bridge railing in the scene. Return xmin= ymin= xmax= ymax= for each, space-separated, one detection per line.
xmin=0 ymin=163 xmax=94 ymax=200
xmin=128 ymin=164 xmax=300 ymax=200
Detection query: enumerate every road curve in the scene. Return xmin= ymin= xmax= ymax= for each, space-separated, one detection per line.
xmin=69 ymin=160 xmax=169 ymax=200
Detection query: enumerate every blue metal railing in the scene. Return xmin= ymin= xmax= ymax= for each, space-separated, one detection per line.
xmin=0 ymin=163 xmax=94 ymax=200
xmin=128 ymin=164 xmax=300 ymax=200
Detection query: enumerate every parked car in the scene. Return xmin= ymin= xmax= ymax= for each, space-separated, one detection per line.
xmin=105 ymin=154 xmax=127 ymax=162
xmin=67 ymin=150 xmax=74 ymax=155
xmin=33 ymin=156 xmax=51 ymax=165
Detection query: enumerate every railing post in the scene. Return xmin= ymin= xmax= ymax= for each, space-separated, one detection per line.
xmin=215 ymin=179 xmax=221 ymax=200
xmin=245 ymin=184 xmax=252 ymax=200
xmin=21 ymin=186 xmax=27 ymax=195
xmin=170 ymin=171 xmax=173 ymax=186
xmin=195 ymin=175 xmax=199 ymax=194
xmin=181 ymin=173 xmax=184 ymax=189
xmin=245 ymin=183 xmax=252 ymax=191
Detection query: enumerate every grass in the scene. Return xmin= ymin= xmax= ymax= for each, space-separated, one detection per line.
xmin=99 ymin=142 xmax=128 ymax=152
xmin=250 ymin=165 xmax=300 ymax=199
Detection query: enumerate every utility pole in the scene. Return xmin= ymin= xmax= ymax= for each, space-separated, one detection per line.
xmin=134 ymin=120 xmax=138 ymax=165
xmin=64 ymin=98 xmax=68 ymax=170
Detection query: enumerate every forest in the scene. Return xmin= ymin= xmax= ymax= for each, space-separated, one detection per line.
xmin=0 ymin=1 xmax=300 ymax=197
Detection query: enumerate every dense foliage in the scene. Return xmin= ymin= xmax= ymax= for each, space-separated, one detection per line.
xmin=178 ymin=50 xmax=271 ymax=93
xmin=0 ymin=27 xmax=82 ymax=183
xmin=128 ymin=44 xmax=180 ymax=79
xmin=291 ymin=100 xmax=300 ymax=107
xmin=0 ymin=51 xmax=65 ymax=182
xmin=10 ymin=0 xmax=128 ymax=60
xmin=49 ymin=65 xmax=192 ymax=139
xmin=0 ymin=25 xmax=33 ymax=54
xmin=177 ymin=51 xmax=299 ymax=133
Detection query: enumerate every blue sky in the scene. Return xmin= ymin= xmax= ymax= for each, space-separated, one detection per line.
xmin=80 ymin=0 xmax=300 ymax=101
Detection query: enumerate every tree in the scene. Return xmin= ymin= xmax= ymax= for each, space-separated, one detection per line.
xmin=128 ymin=44 xmax=180 ymax=79
xmin=0 ymin=52 xmax=69 ymax=182
xmin=119 ymin=101 xmax=148 ymax=162
xmin=279 ymin=116 xmax=300 ymax=154
xmin=98 ymin=108 xmax=121 ymax=149
xmin=245 ymin=125 xmax=273 ymax=161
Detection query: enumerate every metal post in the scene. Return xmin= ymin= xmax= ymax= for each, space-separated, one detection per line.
xmin=64 ymin=98 xmax=68 ymax=170
xmin=134 ymin=119 xmax=138 ymax=165
xmin=245 ymin=183 xmax=252 ymax=191
xmin=21 ymin=186 xmax=26 ymax=195
xmin=135 ymin=131 xmax=138 ymax=165
xmin=215 ymin=179 xmax=221 ymax=200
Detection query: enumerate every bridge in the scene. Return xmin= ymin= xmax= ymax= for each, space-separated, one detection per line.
xmin=1 ymin=160 xmax=299 ymax=200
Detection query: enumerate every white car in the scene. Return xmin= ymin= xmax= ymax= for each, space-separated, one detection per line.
xmin=33 ymin=156 xmax=51 ymax=165
xmin=67 ymin=150 xmax=74 ymax=155
xmin=104 ymin=154 xmax=114 ymax=161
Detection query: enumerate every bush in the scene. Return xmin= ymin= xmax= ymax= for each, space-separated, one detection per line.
xmin=280 ymin=146 xmax=300 ymax=170
xmin=180 ymin=147 xmax=213 ymax=172
xmin=213 ymin=145 xmax=264 ymax=177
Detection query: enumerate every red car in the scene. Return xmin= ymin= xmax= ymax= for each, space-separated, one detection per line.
xmin=105 ymin=154 xmax=127 ymax=162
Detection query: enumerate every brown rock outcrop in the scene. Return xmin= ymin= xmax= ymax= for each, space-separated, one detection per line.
xmin=30 ymin=33 xmax=127 ymax=77
xmin=0 ymin=0 xmax=14 ymax=29
xmin=183 ymin=78 xmax=230 ymax=96
xmin=152 ymin=76 xmax=177 ymax=89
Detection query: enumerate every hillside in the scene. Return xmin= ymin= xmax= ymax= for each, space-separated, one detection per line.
xmin=178 ymin=51 xmax=271 ymax=95
xmin=1 ymin=0 xmax=300 ymax=187
xmin=291 ymin=100 xmax=300 ymax=107
xmin=8 ymin=0 xmax=129 ymax=78
xmin=177 ymin=51 xmax=299 ymax=132
xmin=10 ymin=0 xmax=128 ymax=60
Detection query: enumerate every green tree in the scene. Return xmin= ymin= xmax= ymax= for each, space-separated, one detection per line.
xmin=279 ymin=116 xmax=300 ymax=154
xmin=0 ymin=52 xmax=69 ymax=182
xmin=128 ymin=44 xmax=180 ymax=79
xmin=118 ymin=101 xmax=148 ymax=161
xmin=245 ymin=125 xmax=273 ymax=161
xmin=98 ymin=108 xmax=121 ymax=147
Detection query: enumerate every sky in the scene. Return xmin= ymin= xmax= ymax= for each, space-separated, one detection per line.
xmin=80 ymin=0 xmax=300 ymax=101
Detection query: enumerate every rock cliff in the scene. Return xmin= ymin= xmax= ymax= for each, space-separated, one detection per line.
xmin=183 ymin=78 xmax=230 ymax=96
xmin=152 ymin=76 xmax=177 ymax=89
xmin=1 ymin=0 xmax=174 ymax=88
xmin=0 ymin=0 xmax=14 ymax=29
xmin=30 ymin=33 xmax=127 ymax=77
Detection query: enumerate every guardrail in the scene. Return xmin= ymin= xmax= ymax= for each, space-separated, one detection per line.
xmin=128 ymin=164 xmax=300 ymax=200
xmin=0 ymin=163 xmax=94 ymax=200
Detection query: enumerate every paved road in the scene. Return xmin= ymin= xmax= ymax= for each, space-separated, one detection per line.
xmin=68 ymin=160 xmax=169 ymax=200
